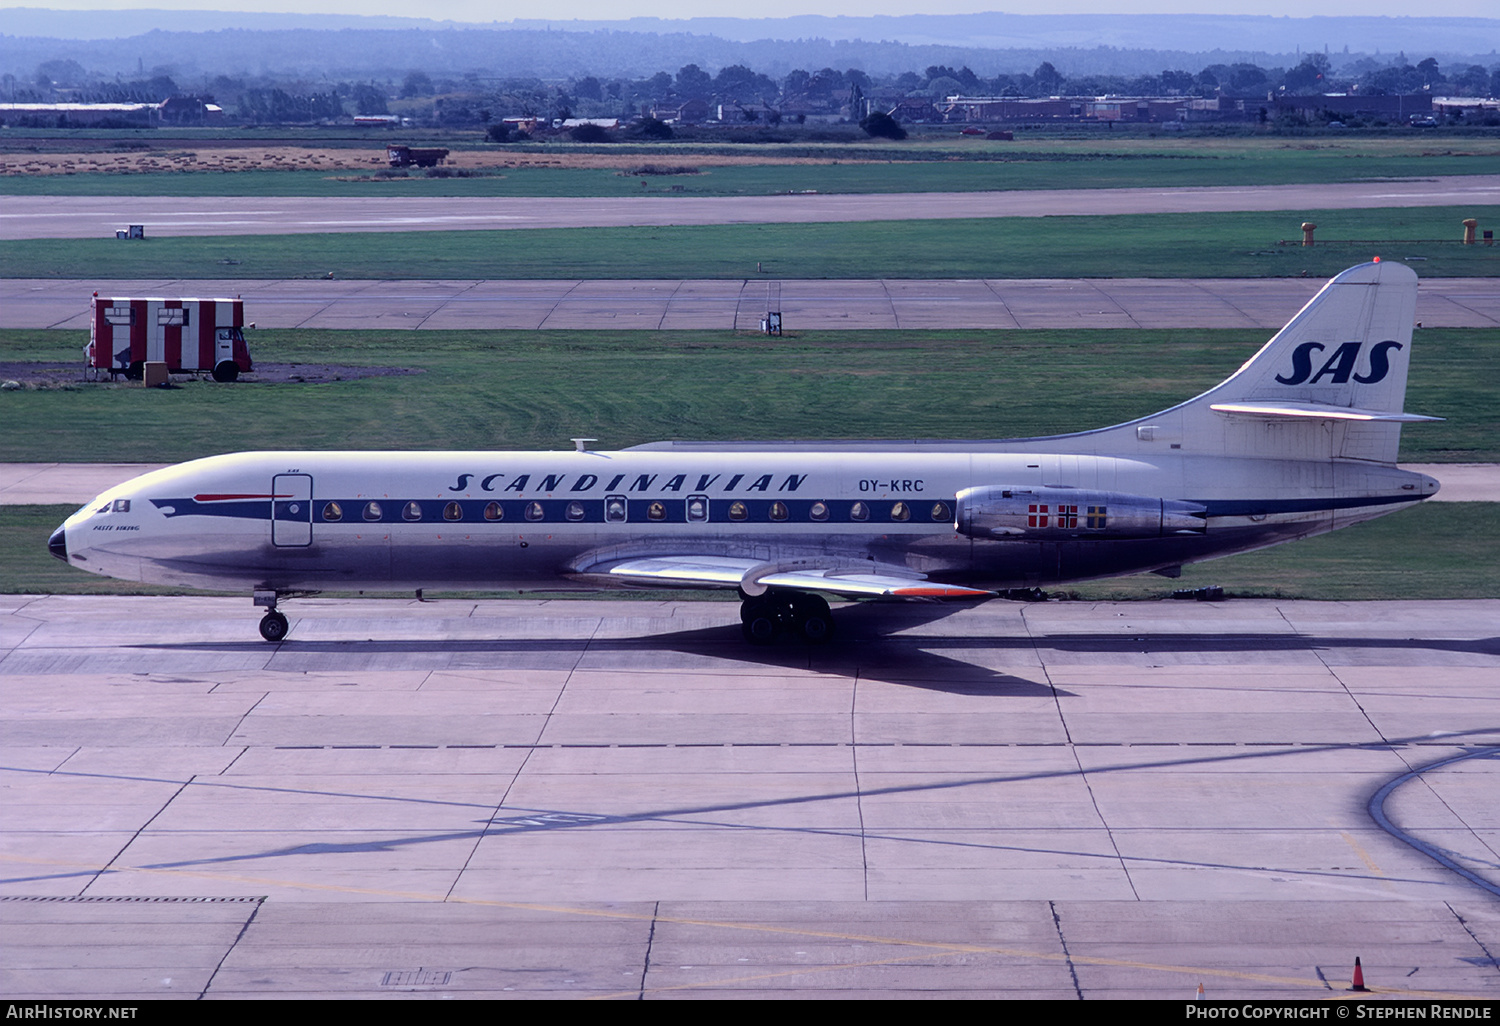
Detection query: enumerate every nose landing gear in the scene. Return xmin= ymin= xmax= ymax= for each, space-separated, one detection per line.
xmin=740 ymin=591 xmax=834 ymax=645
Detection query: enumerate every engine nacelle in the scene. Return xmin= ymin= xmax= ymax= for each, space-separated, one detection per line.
xmin=955 ymin=486 xmax=1207 ymax=539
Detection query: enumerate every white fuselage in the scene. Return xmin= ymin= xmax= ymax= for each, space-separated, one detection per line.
xmin=58 ymin=446 xmax=1437 ymax=595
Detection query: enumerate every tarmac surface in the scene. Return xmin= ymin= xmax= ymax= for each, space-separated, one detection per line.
xmin=1 ymin=594 xmax=1497 ymax=999
xmin=5 ymin=276 xmax=1499 ymax=331
xmin=6 ymin=462 xmax=1498 ymax=506
xmin=6 ymin=176 xmax=1500 ymax=239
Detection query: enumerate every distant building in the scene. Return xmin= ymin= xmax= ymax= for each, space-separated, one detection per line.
xmin=1271 ymin=93 xmax=1433 ymax=120
xmin=651 ymin=99 xmax=711 ymax=124
xmin=716 ymin=101 xmax=777 ymax=123
xmin=157 ymin=95 xmax=223 ymax=125
xmin=0 ymin=102 xmax=155 ymax=127
xmin=888 ymin=98 xmax=940 ymax=122
xmin=943 ymin=95 xmax=1201 ymax=123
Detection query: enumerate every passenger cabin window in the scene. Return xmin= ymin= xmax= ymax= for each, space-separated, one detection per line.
xmin=322 ymin=502 xmax=343 ymax=522
xmin=443 ymin=502 xmax=463 ymax=522
xmin=525 ymin=502 xmax=544 ymax=522
xmin=850 ymin=501 xmax=869 ymax=522
xmin=363 ymin=501 xmax=382 ymax=521
xmin=484 ymin=502 xmax=504 ymax=521
xmin=728 ymin=501 xmax=747 ymax=521
xmin=402 ymin=502 xmax=422 ymax=522
xmin=605 ymin=496 xmax=627 ymax=523
xmin=687 ymin=496 xmax=708 ymax=522
xmin=566 ymin=501 xmax=586 ymax=521
xmin=810 ymin=501 xmax=829 ymax=522
xmin=930 ymin=502 xmax=950 ymax=522
xmin=769 ymin=501 xmax=788 ymax=521
xmin=645 ymin=501 xmax=664 ymax=521
xmin=891 ymin=502 xmax=910 ymax=522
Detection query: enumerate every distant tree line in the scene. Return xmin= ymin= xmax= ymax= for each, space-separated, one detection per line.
xmin=9 ymin=52 xmax=1498 ymax=126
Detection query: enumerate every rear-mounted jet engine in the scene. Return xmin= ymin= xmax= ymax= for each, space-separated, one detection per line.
xmin=955 ymin=487 xmax=1208 ymax=539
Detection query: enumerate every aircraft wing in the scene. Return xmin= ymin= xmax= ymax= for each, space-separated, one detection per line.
xmin=577 ymin=555 xmax=993 ymax=599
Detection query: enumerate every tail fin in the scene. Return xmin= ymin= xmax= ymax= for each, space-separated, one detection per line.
xmin=1209 ymin=260 xmax=1418 ymax=414
xmin=1140 ymin=261 xmax=1435 ymax=464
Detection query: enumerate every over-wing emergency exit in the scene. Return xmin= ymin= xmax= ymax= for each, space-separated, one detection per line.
xmin=49 ymin=261 xmax=1441 ymax=643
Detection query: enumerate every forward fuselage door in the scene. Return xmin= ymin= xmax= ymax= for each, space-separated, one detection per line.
xmin=272 ymin=474 xmax=313 ymax=546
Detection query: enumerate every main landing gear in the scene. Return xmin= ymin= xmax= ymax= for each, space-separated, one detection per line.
xmin=254 ymin=590 xmax=289 ymax=642
xmin=259 ymin=610 xmax=289 ymax=642
xmin=740 ymin=591 xmax=834 ymax=645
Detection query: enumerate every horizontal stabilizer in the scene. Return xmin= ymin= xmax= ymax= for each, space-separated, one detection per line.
xmin=1209 ymin=401 xmax=1443 ymax=423
xmin=582 ymin=554 xmax=992 ymax=599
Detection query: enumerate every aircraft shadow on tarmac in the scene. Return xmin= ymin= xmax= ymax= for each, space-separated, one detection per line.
xmin=122 ymin=597 xmax=1498 ymax=695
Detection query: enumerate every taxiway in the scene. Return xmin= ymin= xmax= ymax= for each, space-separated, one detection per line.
xmin=2 ymin=594 xmax=1497 ymax=999
xmin=5 ymin=276 xmax=1499 ymax=332
xmin=5 ymin=176 xmax=1500 ymax=239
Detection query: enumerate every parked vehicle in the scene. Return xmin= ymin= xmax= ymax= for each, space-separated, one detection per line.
xmin=87 ymin=295 xmax=251 ymax=382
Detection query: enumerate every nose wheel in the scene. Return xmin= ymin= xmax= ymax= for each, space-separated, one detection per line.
xmin=259 ymin=610 xmax=289 ymax=642
xmin=740 ymin=592 xmax=834 ymax=645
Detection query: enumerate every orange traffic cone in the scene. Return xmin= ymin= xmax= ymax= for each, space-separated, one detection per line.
xmin=1350 ymin=956 xmax=1369 ymax=992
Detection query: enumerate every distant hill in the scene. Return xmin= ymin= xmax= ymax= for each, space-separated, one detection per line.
xmin=2 ymin=8 xmax=1497 ymax=81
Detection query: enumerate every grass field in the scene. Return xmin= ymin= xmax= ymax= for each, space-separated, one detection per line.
xmin=5 ymin=501 xmax=1494 ymax=601
xmin=5 ymin=207 xmax=1498 ymax=281
xmin=2 ymin=327 xmax=1492 ymax=463
xmin=5 ymin=135 xmax=1498 ymax=197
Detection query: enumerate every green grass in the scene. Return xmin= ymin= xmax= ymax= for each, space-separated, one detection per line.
xmin=1066 ymin=502 xmax=1500 ymax=601
xmin=5 ymin=136 xmax=1498 ymax=197
xmin=2 ymin=327 xmax=1493 ymax=463
xmin=7 ymin=501 xmax=1495 ymax=599
xmin=5 ymin=207 xmax=1498 ymax=281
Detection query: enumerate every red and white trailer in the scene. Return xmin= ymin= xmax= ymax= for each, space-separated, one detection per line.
xmin=87 ymin=295 xmax=252 ymax=382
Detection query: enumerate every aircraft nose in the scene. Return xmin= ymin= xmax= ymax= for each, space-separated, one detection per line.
xmin=48 ymin=524 xmax=67 ymax=562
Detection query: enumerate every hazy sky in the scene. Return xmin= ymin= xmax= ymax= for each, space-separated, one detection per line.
xmin=15 ymin=1 xmax=1500 ymax=21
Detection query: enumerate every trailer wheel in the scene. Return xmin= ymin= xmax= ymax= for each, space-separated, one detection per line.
xmin=211 ymin=361 xmax=240 ymax=383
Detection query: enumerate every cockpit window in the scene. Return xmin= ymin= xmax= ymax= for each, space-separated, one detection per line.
xmin=111 ymin=499 xmax=130 ymax=513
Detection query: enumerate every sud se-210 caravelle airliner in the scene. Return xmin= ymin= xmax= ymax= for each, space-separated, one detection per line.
xmin=49 ymin=260 xmax=1441 ymax=644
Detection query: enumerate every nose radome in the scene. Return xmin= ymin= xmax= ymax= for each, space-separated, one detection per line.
xmin=48 ymin=524 xmax=68 ymax=562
